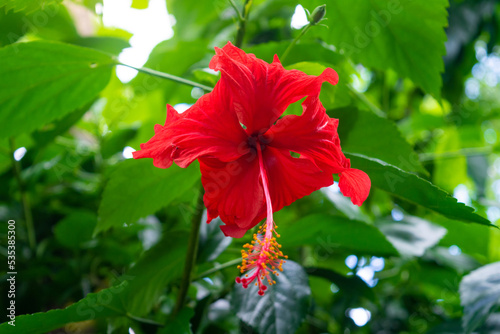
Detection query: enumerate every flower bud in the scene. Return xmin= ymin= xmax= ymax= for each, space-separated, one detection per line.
xmin=310 ymin=4 xmax=326 ymax=25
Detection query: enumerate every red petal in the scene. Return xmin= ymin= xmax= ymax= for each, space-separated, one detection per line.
xmin=339 ymin=168 xmax=371 ymax=206
xmin=263 ymin=147 xmax=334 ymax=212
xmin=133 ymin=81 xmax=247 ymax=168
xmin=266 ymin=96 xmax=349 ymax=173
xmin=209 ymin=42 xmax=339 ymax=135
xmin=199 ymin=155 xmax=266 ymax=237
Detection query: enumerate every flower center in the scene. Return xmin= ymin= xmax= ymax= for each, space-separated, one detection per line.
xmin=235 ymin=143 xmax=287 ymax=296
xmin=246 ymin=133 xmax=270 ymax=153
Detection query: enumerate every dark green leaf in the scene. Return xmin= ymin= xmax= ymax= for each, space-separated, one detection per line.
xmin=233 ymin=260 xmax=310 ymax=334
xmin=31 ymin=106 xmax=89 ymax=148
xmin=347 ymin=153 xmax=492 ymax=226
xmin=331 ymin=107 xmax=427 ymax=174
xmin=0 ymin=41 xmax=114 ymax=139
xmin=0 ymin=281 xmax=129 ymax=334
xmin=54 ymin=210 xmax=97 ymax=249
xmin=96 ymin=159 xmax=199 ymax=234
xmin=460 ymin=262 xmax=500 ymax=333
xmin=377 ymin=216 xmax=447 ymax=257
xmin=280 ymin=213 xmax=398 ymax=257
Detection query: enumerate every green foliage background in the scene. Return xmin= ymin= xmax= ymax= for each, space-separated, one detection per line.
xmin=1 ymin=0 xmax=500 ymax=333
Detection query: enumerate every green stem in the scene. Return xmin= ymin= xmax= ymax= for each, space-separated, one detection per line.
xmin=234 ymin=0 xmax=252 ymax=48
xmin=228 ymin=0 xmax=243 ymax=21
xmin=173 ymin=184 xmax=205 ymax=316
xmin=9 ymin=138 xmax=36 ymax=251
xmin=419 ymin=147 xmax=492 ymax=162
xmin=194 ymin=258 xmax=242 ymax=280
xmin=117 ymin=62 xmax=213 ymax=92
xmin=281 ymin=24 xmax=311 ymax=63
xmin=347 ymin=85 xmax=385 ymax=117
xmin=126 ymin=313 xmax=164 ymax=327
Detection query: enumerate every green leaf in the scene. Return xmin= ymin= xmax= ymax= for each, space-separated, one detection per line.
xmin=436 ymin=215 xmax=491 ymax=259
xmin=305 ymin=0 xmax=448 ymax=98
xmin=233 ymin=260 xmax=310 ymax=334
xmin=347 ymin=153 xmax=492 ymax=226
xmin=321 ymin=187 xmax=371 ymax=223
xmin=0 ymin=230 xmax=189 ymax=332
xmin=96 ymin=159 xmax=200 ymax=234
xmin=376 ymin=216 xmax=447 ymax=257
xmin=0 ymin=281 xmax=130 ymax=334
xmin=197 ymin=214 xmax=233 ymax=263
xmin=54 ymin=210 xmax=97 ymax=249
xmin=0 ymin=10 xmax=24 ymax=46
xmin=31 ymin=105 xmax=89 ymax=148
xmin=460 ymin=262 xmax=500 ymax=333
xmin=120 ymin=230 xmax=188 ymax=316
xmin=165 ymin=0 xmax=227 ymax=40
xmin=280 ymin=213 xmax=398 ymax=257
xmin=331 ymin=107 xmax=427 ymax=174
xmin=71 ymin=37 xmax=131 ymax=56
xmin=433 ymin=127 xmax=469 ymax=192
xmin=101 ymin=128 xmax=138 ymax=159
xmin=0 ymin=0 xmax=62 ymax=13
xmin=0 ymin=41 xmax=114 ymax=139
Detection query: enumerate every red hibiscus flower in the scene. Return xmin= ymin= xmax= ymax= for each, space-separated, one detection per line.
xmin=134 ymin=42 xmax=371 ymax=295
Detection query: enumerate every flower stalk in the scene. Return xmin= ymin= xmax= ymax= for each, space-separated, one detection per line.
xmin=281 ymin=4 xmax=327 ymax=63
xmin=117 ymin=62 xmax=213 ymax=92
xmin=234 ymin=0 xmax=253 ymax=48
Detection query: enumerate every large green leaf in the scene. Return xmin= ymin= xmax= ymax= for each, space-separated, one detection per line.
xmin=96 ymin=159 xmax=200 ymax=234
xmin=0 ymin=281 xmax=129 ymax=334
xmin=280 ymin=214 xmax=398 ymax=257
xmin=331 ymin=107 xmax=427 ymax=174
xmin=460 ymin=262 xmax=500 ymax=333
xmin=233 ymin=260 xmax=310 ymax=334
xmin=304 ymin=0 xmax=448 ymax=98
xmin=347 ymin=153 xmax=491 ymax=226
xmin=0 ymin=41 xmax=114 ymax=139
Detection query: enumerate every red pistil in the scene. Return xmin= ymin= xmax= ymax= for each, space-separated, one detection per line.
xmin=235 ymin=144 xmax=287 ymax=296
